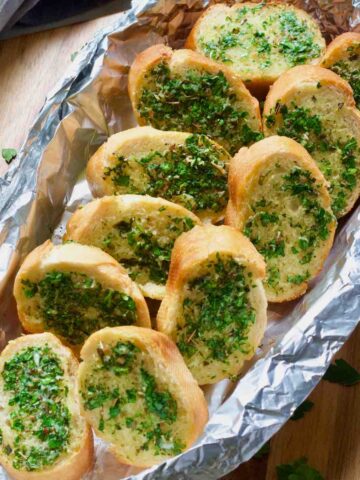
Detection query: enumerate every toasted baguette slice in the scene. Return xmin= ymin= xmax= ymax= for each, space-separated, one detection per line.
xmin=225 ymin=136 xmax=336 ymax=303
xmin=157 ymin=225 xmax=267 ymax=385
xmin=263 ymin=65 xmax=360 ymax=218
xmin=186 ymin=3 xmax=325 ymax=96
xmin=321 ymin=32 xmax=360 ymax=108
xmin=64 ymin=195 xmax=201 ymax=300
xmin=0 ymin=333 xmax=93 ymax=480
xmin=86 ymin=127 xmax=231 ymax=223
xmin=78 ymin=326 xmax=208 ymax=467
xmin=128 ymin=44 xmax=262 ymax=155
xmin=13 ymin=241 xmax=150 ymax=351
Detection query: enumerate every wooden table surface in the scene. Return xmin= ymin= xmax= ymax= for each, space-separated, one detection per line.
xmin=1 ymin=13 xmax=360 ymax=480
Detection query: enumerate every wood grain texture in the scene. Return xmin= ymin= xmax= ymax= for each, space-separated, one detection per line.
xmin=0 ymin=12 xmax=359 ymax=480
xmin=0 ymin=13 xmax=120 ymax=176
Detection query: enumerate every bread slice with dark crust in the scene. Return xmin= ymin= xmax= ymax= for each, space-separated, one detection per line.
xmin=86 ymin=126 xmax=231 ymax=223
xmin=186 ymin=2 xmax=325 ymax=97
xmin=157 ymin=224 xmax=267 ymax=385
xmin=225 ymin=135 xmax=336 ymax=303
xmin=78 ymin=326 xmax=208 ymax=467
xmin=128 ymin=44 xmax=262 ymax=155
xmin=0 ymin=333 xmax=93 ymax=480
xmin=13 ymin=241 xmax=150 ymax=352
xmin=321 ymin=32 xmax=360 ymax=109
xmin=263 ymin=65 xmax=360 ymax=218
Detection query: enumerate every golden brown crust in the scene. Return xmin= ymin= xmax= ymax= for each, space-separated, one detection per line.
xmin=164 ymin=224 xmax=266 ymax=287
xmin=157 ymin=224 xmax=267 ymax=384
xmin=186 ymin=2 xmax=325 ymax=97
xmin=78 ymin=326 xmax=208 ymax=467
xmin=321 ymin=32 xmax=360 ymax=68
xmin=263 ymin=64 xmax=360 ymax=218
xmin=13 ymin=241 xmax=151 ymax=351
xmin=225 ymin=135 xmax=336 ymax=303
xmin=85 ymin=126 xmax=230 ymax=224
xmin=128 ymin=44 xmax=173 ymax=126
xmin=128 ymin=44 xmax=261 ymax=130
xmin=0 ymin=333 xmax=93 ymax=480
xmin=263 ymin=64 xmax=355 ymax=123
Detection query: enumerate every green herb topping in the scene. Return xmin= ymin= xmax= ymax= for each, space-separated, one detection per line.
xmin=82 ymin=341 xmax=184 ymax=457
xmin=265 ymin=101 xmax=359 ymax=217
xmin=103 ymin=134 xmax=229 ymax=214
xmin=100 ymin=216 xmax=195 ymax=285
xmin=138 ymin=62 xmax=262 ymax=154
xmin=243 ymin=164 xmax=334 ymax=296
xmin=330 ymin=44 xmax=360 ymax=108
xmin=277 ymin=457 xmax=324 ymax=480
xmin=21 ymin=272 xmax=137 ymax=345
xmin=177 ymin=256 xmax=256 ymax=368
xmin=1 ymin=346 xmax=70 ymax=471
xmin=278 ymin=11 xmax=321 ymax=66
xmin=198 ymin=5 xmax=321 ymax=74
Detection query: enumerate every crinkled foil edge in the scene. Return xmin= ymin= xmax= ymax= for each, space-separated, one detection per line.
xmin=0 ymin=1 xmax=360 ymax=479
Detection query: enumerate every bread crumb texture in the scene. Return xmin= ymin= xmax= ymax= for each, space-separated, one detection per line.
xmin=190 ymin=3 xmax=325 ymax=82
xmin=88 ymin=128 xmax=230 ymax=223
xmin=173 ymin=254 xmax=265 ymax=384
xmin=78 ymin=327 xmax=207 ymax=467
xmin=133 ymin=48 xmax=262 ymax=154
xmin=65 ymin=195 xmax=201 ymax=298
xmin=0 ymin=334 xmax=90 ymax=478
xmin=14 ymin=242 xmax=150 ymax=348
xmin=264 ymin=67 xmax=360 ymax=218
xmin=322 ymin=34 xmax=360 ymax=108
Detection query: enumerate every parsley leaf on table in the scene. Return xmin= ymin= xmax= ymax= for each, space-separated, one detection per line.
xmin=291 ymin=400 xmax=314 ymax=421
xmin=254 ymin=440 xmax=270 ymax=459
xmin=1 ymin=148 xmax=17 ymax=164
xmin=323 ymin=359 xmax=360 ymax=386
xmin=277 ymin=457 xmax=324 ymax=480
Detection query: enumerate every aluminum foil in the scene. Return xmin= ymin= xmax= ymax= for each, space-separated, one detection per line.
xmin=1 ymin=1 xmax=360 ymax=478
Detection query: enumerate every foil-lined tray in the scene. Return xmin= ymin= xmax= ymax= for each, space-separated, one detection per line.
xmin=0 ymin=1 xmax=360 ymax=478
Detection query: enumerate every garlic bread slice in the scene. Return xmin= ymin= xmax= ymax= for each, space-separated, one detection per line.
xmin=65 ymin=195 xmax=201 ymax=300
xmin=186 ymin=2 xmax=325 ymax=96
xmin=78 ymin=326 xmax=208 ymax=467
xmin=157 ymin=225 xmax=267 ymax=385
xmin=321 ymin=32 xmax=360 ymax=109
xmin=86 ymin=127 xmax=231 ymax=223
xmin=128 ymin=44 xmax=262 ymax=155
xmin=0 ymin=333 xmax=93 ymax=480
xmin=226 ymin=136 xmax=336 ymax=303
xmin=263 ymin=65 xmax=360 ymax=217
xmin=14 ymin=241 xmax=150 ymax=351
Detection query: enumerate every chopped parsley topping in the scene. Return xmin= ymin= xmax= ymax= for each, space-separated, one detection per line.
xmin=100 ymin=216 xmax=195 ymax=285
xmin=177 ymin=256 xmax=256 ymax=367
xmin=330 ymin=44 xmax=360 ymax=108
xmin=277 ymin=457 xmax=324 ymax=480
xmin=21 ymin=271 xmax=137 ymax=345
xmin=278 ymin=11 xmax=321 ymax=66
xmin=198 ymin=5 xmax=321 ymax=74
xmin=244 ymin=165 xmax=334 ymax=296
xmin=138 ymin=62 xmax=262 ymax=154
xmin=103 ymin=134 xmax=229 ymax=214
xmin=2 ymin=346 xmax=70 ymax=471
xmin=265 ymin=102 xmax=360 ymax=217
xmin=82 ymin=342 xmax=184 ymax=457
